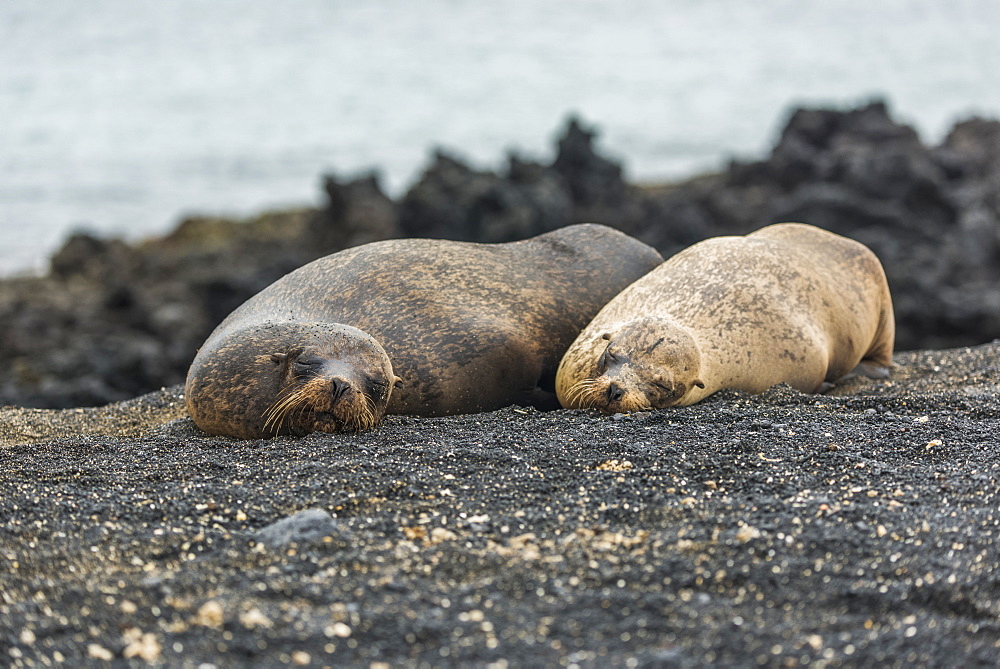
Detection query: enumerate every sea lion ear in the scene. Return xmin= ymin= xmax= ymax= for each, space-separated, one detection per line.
xmin=270 ymin=353 xmax=287 ymax=364
xmin=601 ymin=333 xmax=611 ymax=341
xmin=393 ymin=376 xmax=404 ymax=389
xmin=693 ymin=379 xmax=705 ymax=389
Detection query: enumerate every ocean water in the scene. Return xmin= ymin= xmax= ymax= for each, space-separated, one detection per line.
xmin=2 ymin=0 xmax=999 ymax=276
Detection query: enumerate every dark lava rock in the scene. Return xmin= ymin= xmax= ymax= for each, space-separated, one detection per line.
xmin=551 ymin=115 xmax=632 ymax=226
xmin=1 ymin=102 xmax=999 ymax=409
xmin=398 ymin=149 xmax=573 ymax=242
xmin=312 ymin=171 xmax=400 ymax=250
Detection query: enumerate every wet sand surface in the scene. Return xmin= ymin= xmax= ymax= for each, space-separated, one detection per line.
xmin=2 ymin=343 xmax=999 ymax=667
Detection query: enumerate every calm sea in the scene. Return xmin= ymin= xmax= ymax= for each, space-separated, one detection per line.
xmin=2 ymin=0 xmax=999 ymax=275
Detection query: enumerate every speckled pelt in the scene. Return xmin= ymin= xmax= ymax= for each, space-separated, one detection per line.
xmin=185 ymin=223 xmax=663 ymax=438
xmin=557 ymin=223 xmax=895 ymax=412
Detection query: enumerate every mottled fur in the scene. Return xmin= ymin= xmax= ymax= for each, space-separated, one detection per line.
xmin=556 ymin=223 xmax=895 ymax=413
xmin=186 ymin=224 xmax=663 ymax=438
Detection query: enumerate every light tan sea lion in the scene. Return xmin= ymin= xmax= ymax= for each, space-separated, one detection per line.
xmin=185 ymin=224 xmax=664 ymax=438
xmin=556 ymin=223 xmax=895 ymax=413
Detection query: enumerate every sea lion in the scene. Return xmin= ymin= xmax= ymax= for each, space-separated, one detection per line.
xmin=555 ymin=222 xmax=895 ymax=413
xmin=185 ymin=224 xmax=663 ymax=438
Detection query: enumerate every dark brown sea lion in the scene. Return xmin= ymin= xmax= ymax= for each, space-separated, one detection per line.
xmin=185 ymin=223 xmax=663 ymax=438
xmin=556 ymin=223 xmax=895 ymax=413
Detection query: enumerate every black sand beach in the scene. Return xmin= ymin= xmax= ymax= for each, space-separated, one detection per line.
xmin=2 ymin=343 xmax=999 ymax=667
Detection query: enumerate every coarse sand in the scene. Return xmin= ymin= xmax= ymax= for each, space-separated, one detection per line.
xmin=1 ymin=343 xmax=999 ymax=667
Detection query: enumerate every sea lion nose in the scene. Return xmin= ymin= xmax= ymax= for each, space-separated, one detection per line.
xmin=606 ymin=382 xmax=624 ymax=403
xmin=330 ymin=377 xmax=350 ymax=400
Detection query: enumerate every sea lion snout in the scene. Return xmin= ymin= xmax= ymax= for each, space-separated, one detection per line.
xmin=329 ymin=376 xmax=350 ymax=400
xmin=605 ymin=382 xmax=625 ymax=403
xmin=301 ymin=358 xmax=356 ymax=399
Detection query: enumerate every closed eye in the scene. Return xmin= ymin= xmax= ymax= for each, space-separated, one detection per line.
xmin=293 ymin=356 xmax=324 ymax=377
xmin=366 ymin=378 xmax=390 ymax=396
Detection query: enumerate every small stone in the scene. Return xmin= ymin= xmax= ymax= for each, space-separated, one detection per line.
xmin=122 ymin=631 xmax=162 ymax=662
xmin=255 ymin=509 xmax=342 ymax=548
xmin=403 ymin=526 xmax=427 ymax=541
xmin=430 ymin=527 xmax=458 ymax=542
xmin=597 ymin=459 xmax=634 ymax=472
xmin=240 ymin=607 xmax=272 ymax=629
xmin=194 ymin=600 xmax=225 ymax=629
xmin=329 ymin=622 xmax=352 ymax=638
xmin=87 ymin=644 xmax=114 ymax=661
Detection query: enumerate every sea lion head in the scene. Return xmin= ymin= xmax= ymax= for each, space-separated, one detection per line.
xmin=562 ymin=317 xmax=704 ymax=414
xmin=185 ymin=322 xmax=401 ymax=438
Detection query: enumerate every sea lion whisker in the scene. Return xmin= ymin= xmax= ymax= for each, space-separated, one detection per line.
xmin=566 ymin=380 xmax=588 ymax=405
xmin=357 ymin=408 xmax=373 ymax=432
xmin=344 ymin=396 xmax=369 ymax=433
xmin=263 ymin=387 xmax=309 ymax=435
xmin=344 ymin=400 xmax=364 ymax=433
xmin=262 ymin=390 xmax=296 ymax=428
xmin=268 ymin=384 xmax=303 ymax=410
xmin=567 ymin=378 xmax=601 ymax=408
xmin=264 ymin=386 xmax=305 ymax=419
xmin=361 ymin=394 xmax=379 ymax=430
xmin=277 ymin=389 xmax=310 ymax=419
xmin=263 ymin=396 xmax=296 ymax=426
xmin=362 ymin=396 xmax=378 ymax=430
xmin=347 ymin=405 xmax=369 ymax=433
